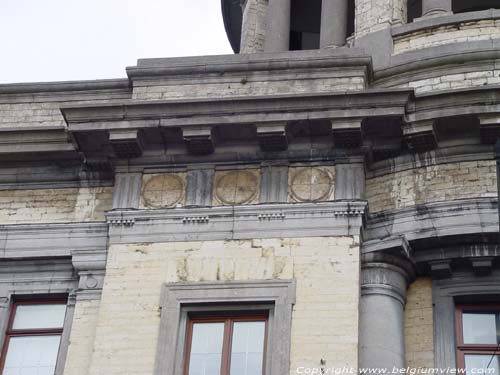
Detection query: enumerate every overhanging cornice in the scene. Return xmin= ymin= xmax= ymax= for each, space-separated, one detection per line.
xmin=408 ymin=84 xmax=500 ymax=122
xmin=62 ymin=89 xmax=414 ymax=129
xmin=127 ymin=49 xmax=372 ymax=79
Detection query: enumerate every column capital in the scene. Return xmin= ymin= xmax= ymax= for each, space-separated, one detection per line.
xmin=361 ymin=252 xmax=416 ymax=304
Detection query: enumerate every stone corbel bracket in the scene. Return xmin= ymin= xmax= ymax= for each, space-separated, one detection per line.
xmin=109 ymin=129 xmax=145 ymax=158
xmin=71 ymin=248 xmax=108 ymax=301
xmin=331 ymin=119 xmax=363 ymax=149
xmin=479 ymin=114 xmax=500 ymax=144
xmin=362 ymin=235 xmax=412 ymax=259
xmin=403 ymin=119 xmax=437 ymax=152
xmin=256 ymin=122 xmax=288 ymax=152
xmin=182 ymin=127 xmax=216 ymax=155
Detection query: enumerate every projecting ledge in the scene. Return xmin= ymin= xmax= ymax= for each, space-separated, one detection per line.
xmin=106 ymin=201 xmax=367 ymax=244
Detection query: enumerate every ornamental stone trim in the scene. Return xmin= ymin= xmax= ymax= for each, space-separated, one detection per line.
xmin=141 ymin=173 xmax=186 ymax=209
xmin=213 ymin=169 xmax=260 ymax=206
xmin=106 ymin=201 xmax=367 ymax=244
xmin=155 ymin=280 xmax=296 ymax=375
xmin=288 ymin=166 xmax=335 ymax=203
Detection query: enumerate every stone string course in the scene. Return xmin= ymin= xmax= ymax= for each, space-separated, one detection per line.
xmin=0 ymin=187 xmax=112 ymax=224
xmin=366 ymin=160 xmax=497 ymax=213
xmin=404 ymin=278 xmax=435 ymax=369
xmin=399 ymin=69 xmax=500 ymax=94
xmin=83 ymin=237 xmax=360 ymax=375
xmin=394 ymin=20 xmax=500 ymax=55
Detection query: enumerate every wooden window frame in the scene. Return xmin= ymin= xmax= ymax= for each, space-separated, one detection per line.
xmin=0 ymin=298 xmax=67 ymax=374
xmin=455 ymin=304 xmax=500 ymax=371
xmin=183 ymin=311 xmax=269 ymax=375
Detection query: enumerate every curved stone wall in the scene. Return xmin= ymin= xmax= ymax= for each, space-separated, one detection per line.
xmin=401 ymin=69 xmax=500 ymax=94
xmin=393 ymin=19 xmax=500 ymax=55
xmin=404 ymin=278 xmax=434 ymax=369
xmin=366 ymin=160 xmax=497 ymax=213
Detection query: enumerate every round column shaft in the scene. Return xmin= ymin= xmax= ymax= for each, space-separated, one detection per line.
xmin=320 ymin=0 xmax=348 ymax=48
xmin=422 ymin=0 xmax=452 ymax=17
xmin=264 ymin=0 xmax=291 ymax=52
xmin=359 ymin=254 xmax=415 ymax=371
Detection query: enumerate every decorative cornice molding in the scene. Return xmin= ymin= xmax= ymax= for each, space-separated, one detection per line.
xmin=408 ymin=85 xmax=500 ymax=124
xmin=365 ymin=198 xmax=499 ymax=246
xmin=0 ymin=222 xmax=108 ymax=259
xmin=127 ymin=48 xmax=372 ymax=78
xmin=62 ymin=89 xmax=412 ymax=129
xmin=182 ymin=216 xmax=210 ymax=224
xmin=107 ymin=201 xmax=367 ymax=244
xmin=364 ymin=198 xmax=500 ymax=277
xmin=0 ymin=78 xmax=130 ymax=96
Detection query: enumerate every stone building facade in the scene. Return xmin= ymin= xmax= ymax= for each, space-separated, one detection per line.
xmin=0 ymin=0 xmax=500 ymax=374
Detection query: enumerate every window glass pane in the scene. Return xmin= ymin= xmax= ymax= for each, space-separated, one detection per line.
xmin=188 ymin=322 xmax=224 ymax=375
xmin=230 ymin=321 xmax=266 ymax=375
xmin=13 ymin=304 xmax=66 ymax=330
xmin=3 ymin=335 xmax=61 ymax=375
xmin=463 ymin=313 xmax=498 ymax=344
xmin=465 ymin=354 xmax=500 ymax=375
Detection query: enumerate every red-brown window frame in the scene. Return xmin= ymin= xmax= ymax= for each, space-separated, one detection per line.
xmin=183 ymin=311 xmax=269 ymax=375
xmin=0 ymin=298 xmax=67 ymax=374
xmin=455 ymin=304 xmax=500 ymax=371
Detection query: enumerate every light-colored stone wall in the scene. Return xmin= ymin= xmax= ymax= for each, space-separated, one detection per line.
xmin=398 ymin=68 xmax=500 ymax=94
xmin=0 ymin=90 xmax=129 ymax=130
xmin=64 ymin=300 xmax=101 ymax=375
xmin=394 ymin=19 xmax=500 ymax=55
xmin=355 ymin=0 xmax=407 ymax=38
xmin=405 ymin=278 xmax=434 ymax=369
xmin=0 ymin=186 xmax=112 ymax=224
xmin=366 ymin=160 xmax=497 ymax=212
xmin=240 ymin=0 xmax=267 ymax=53
xmin=131 ymin=71 xmax=365 ymax=101
xmin=86 ymin=237 xmax=360 ymax=375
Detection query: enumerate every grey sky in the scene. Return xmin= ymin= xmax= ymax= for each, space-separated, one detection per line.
xmin=0 ymin=0 xmax=233 ymax=84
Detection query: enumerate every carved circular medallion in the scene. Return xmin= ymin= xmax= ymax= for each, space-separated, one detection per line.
xmin=85 ymin=276 xmax=98 ymax=289
xmin=215 ymin=170 xmax=258 ymax=205
xmin=290 ymin=167 xmax=333 ymax=202
xmin=142 ymin=174 xmax=185 ymax=208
